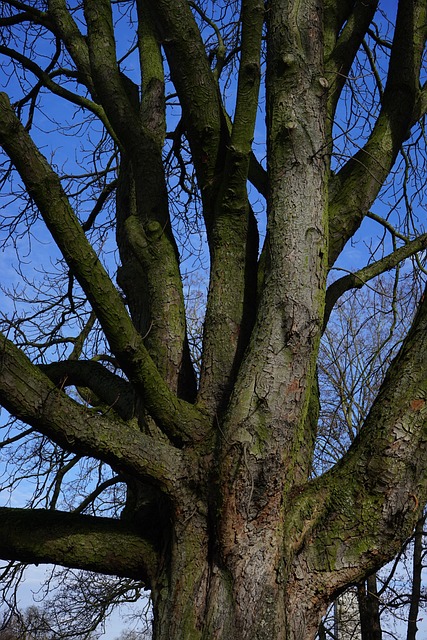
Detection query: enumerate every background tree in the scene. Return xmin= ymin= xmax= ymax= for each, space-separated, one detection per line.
xmin=0 ymin=1 xmax=427 ymax=640
xmin=0 ymin=606 xmax=63 ymax=640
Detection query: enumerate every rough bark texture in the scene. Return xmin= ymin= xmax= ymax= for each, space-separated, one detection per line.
xmin=0 ymin=1 xmax=426 ymax=639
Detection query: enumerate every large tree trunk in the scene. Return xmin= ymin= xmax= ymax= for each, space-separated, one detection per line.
xmin=149 ymin=515 xmax=326 ymax=640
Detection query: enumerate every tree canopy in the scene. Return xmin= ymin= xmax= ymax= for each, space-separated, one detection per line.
xmin=0 ymin=1 xmax=426 ymax=639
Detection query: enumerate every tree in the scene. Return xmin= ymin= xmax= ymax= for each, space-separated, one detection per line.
xmin=0 ymin=1 xmax=427 ymax=639
xmin=0 ymin=606 xmax=58 ymax=640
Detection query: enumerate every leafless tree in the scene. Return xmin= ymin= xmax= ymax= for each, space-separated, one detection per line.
xmin=0 ymin=1 xmax=426 ymax=639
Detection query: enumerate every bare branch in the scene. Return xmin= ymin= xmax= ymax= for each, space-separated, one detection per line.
xmin=325 ymin=0 xmax=379 ymax=119
xmin=328 ymin=0 xmax=427 ymax=266
xmin=73 ymin=476 xmax=122 ymax=515
xmin=324 ymin=233 xmax=427 ymax=328
xmin=0 ymin=45 xmax=117 ymax=143
xmin=0 ymin=92 xmax=207 ymax=443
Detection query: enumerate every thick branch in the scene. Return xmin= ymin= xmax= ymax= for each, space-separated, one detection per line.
xmin=146 ymin=0 xmax=223 ymax=221
xmin=0 ymin=508 xmax=158 ymax=583
xmin=231 ymin=0 xmax=264 ymax=154
xmin=145 ymin=2 xmax=264 ymax=414
xmin=39 ymin=360 xmax=137 ymax=421
xmin=83 ymin=0 xmax=139 ymax=149
xmin=328 ymin=0 xmax=427 ymax=266
xmin=197 ymin=0 xmax=263 ymax=413
xmin=248 ymin=151 xmax=267 ymax=197
xmin=47 ymin=0 xmax=95 ymax=95
xmin=113 ymin=5 xmax=197 ymax=399
xmin=0 ymin=92 xmax=207 ymax=443
xmin=219 ymin=105 xmax=267 ymax=197
xmin=325 ymin=0 xmax=379 ymax=119
xmin=323 ymin=0 xmax=355 ymax=61
xmin=0 ymin=45 xmax=116 ymax=143
xmin=288 ymin=287 xmax=427 ymax=600
xmin=82 ymin=0 xmax=195 ymax=399
xmin=0 ymin=13 xmax=38 ymax=26
xmin=0 ymin=332 xmax=186 ymax=497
